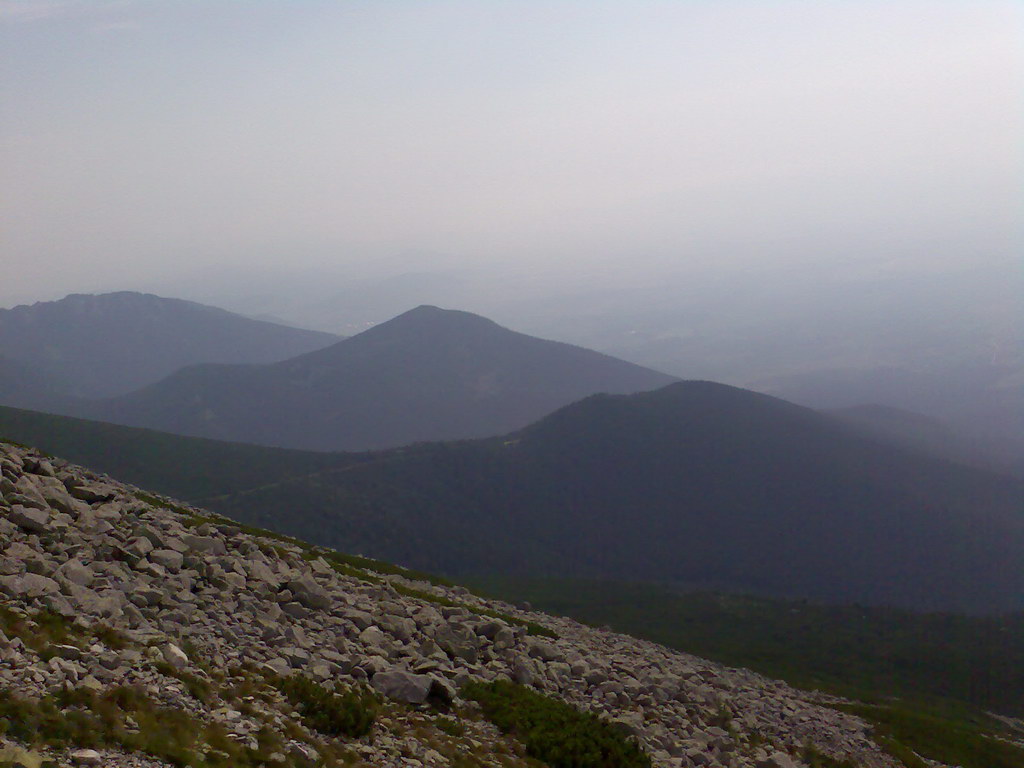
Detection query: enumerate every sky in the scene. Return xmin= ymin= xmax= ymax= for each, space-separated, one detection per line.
xmin=1 ymin=0 xmax=1022 ymax=308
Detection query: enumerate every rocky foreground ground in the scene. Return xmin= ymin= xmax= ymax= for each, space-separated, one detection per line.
xmin=0 ymin=440 xmax=922 ymax=767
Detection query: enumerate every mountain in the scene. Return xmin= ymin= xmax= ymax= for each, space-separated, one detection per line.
xmin=0 ymin=291 xmax=340 ymax=399
xmin=0 ymin=439 xmax=927 ymax=768
xmin=4 ymin=380 xmax=1022 ymax=613
xmin=752 ymin=364 xmax=1024 ymax=453
xmin=84 ymin=305 xmax=678 ymax=450
xmin=829 ymin=403 xmax=1024 ymax=478
xmin=0 ymin=354 xmax=74 ymax=412
xmin=213 ymin=381 xmax=1019 ymax=612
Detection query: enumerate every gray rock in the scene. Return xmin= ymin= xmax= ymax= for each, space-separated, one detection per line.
xmin=70 ymin=482 xmax=118 ymax=503
xmin=526 ymin=637 xmax=563 ymax=662
xmin=70 ymin=753 xmax=103 ymax=768
xmin=183 ymin=534 xmax=227 ymax=555
xmin=434 ymin=623 xmax=479 ymax=663
xmin=36 ymin=476 xmax=87 ymax=516
xmin=286 ymin=576 xmax=332 ymax=610
xmin=56 ymin=559 xmax=94 ymax=587
xmin=150 ymin=549 xmax=184 ymax=572
xmin=8 ymin=505 xmax=50 ymax=532
xmin=161 ymin=642 xmax=189 ymax=669
xmin=0 ymin=573 xmax=59 ymax=598
xmin=371 ymin=669 xmax=433 ymax=703
xmin=758 ymin=753 xmax=800 ymax=768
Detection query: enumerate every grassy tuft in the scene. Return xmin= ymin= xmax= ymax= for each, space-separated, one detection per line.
xmin=131 ymin=490 xmax=193 ymax=516
xmin=270 ymin=674 xmax=378 ymax=739
xmin=464 ymin=679 xmax=650 ymax=768
xmin=0 ymin=685 xmax=298 ymax=767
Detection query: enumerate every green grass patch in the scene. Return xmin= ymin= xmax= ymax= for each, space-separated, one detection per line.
xmin=476 ymin=579 xmax=1024 ymax=716
xmin=0 ymin=685 xmax=299 ymax=767
xmin=0 ymin=437 xmax=36 ymax=452
xmin=799 ymin=742 xmax=859 ymax=768
xmin=839 ymin=702 xmax=1024 ymax=768
xmin=0 ymin=606 xmax=128 ymax=656
xmin=464 ymin=679 xmax=650 ymax=768
xmin=153 ymin=662 xmax=215 ymax=703
xmin=132 ymin=490 xmax=194 ymax=516
xmin=434 ymin=715 xmax=465 ymax=737
xmin=391 ymin=583 xmax=557 ymax=639
xmin=270 ymin=674 xmax=378 ymax=739
xmin=316 ymin=549 xmax=454 ymax=588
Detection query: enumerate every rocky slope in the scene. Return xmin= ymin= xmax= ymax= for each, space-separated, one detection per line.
xmin=0 ymin=440 xmax=916 ymax=768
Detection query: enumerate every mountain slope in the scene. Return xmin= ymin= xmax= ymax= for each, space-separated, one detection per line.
xmin=828 ymin=403 xmax=1024 ymax=478
xmin=5 ymin=380 xmax=1021 ymax=613
xmin=0 ymin=354 xmax=75 ymax=412
xmin=0 ymin=439 xmax=920 ymax=768
xmin=0 ymin=291 xmax=339 ymax=399
xmin=219 ymin=381 xmax=1021 ymax=612
xmin=86 ymin=305 xmax=678 ymax=450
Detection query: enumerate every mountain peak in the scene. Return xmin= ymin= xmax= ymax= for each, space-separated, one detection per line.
xmin=358 ymin=304 xmax=504 ymax=339
xmin=0 ymin=292 xmax=338 ymax=399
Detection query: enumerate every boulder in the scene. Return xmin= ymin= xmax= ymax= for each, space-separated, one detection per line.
xmin=161 ymin=642 xmax=189 ymax=669
xmin=0 ymin=573 xmax=59 ymax=598
xmin=371 ymin=669 xmax=433 ymax=703
xmin=286 ymin=576 xmax=332 ymax=610
xmin=56 ymin=559 xmax=94 ymax=587
xmin=150 ymin=549 xmax=184 ymax=573
xmin=70 ymin=748 xmax=103 ymax=765
xmin=757 ymin=753 xmax=799 ymax=768
xmin=183 ymin=534 xmax=227 ymax=555
xmin=8 ymin=505 xmax=50 ymax=533
xmin=70 ymin=482 xmax=118 ymax=503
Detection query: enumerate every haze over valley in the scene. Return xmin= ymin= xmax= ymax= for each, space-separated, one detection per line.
xmin=1 ymin=2 xmax=1022 ymax=766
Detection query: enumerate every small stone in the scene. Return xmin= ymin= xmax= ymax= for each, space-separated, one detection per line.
xmin=161 ymin=642 xmax=189 ymax=669
xmin=71 ymin=748 xmax=103 ymax=765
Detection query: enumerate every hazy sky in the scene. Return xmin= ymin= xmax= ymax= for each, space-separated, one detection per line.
xmin=2 ymin=0 xmax=1021 ymax=307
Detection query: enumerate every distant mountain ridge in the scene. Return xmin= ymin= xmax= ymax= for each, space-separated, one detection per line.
xmin=0 ymin=291 xmax=340 ymax=400
xmin=3 ymin=380 xmax=1021 ymax=613
xmin=81 ymin=305 xmax=678 ymax=450
xmin=259 ymin=380 xmax=1016 ymax=612
xmin=828 ymin=403 xmax=1024 ymax=478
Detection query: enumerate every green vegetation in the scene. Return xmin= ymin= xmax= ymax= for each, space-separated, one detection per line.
xmin=463 ymin=679 xmax=651 ymax=768
xmin=434 ymin=715 xmax=465 ymax=738
xmin=476 ymin=580 xmax=1024 ymax=716
xmin=316 ymin=548 xmax=454 ymax=589
xmin=473 ymin=579 xmax=1024 ymax=768
xmin=391 ymin=583 xmax=557 ymax=639
xmin=0 ymin=686 xmax=294 ymax=767
xmin=130 ymin=461 xmax=558 ymax=640
xmin=839 ymin=702 xmax=1024 ymax=768
xmin=0 ymin=405 xmax=343 ymax=500
xmin=0 ymin=436 xmax=35 ymax=451
xmin=270 ymin=674 xmax=378 ymax=739
xmin=0 ymin=605 xmax=128 ymax=658
xmin=799 ymin=743 xmax=858 ymax=768
xmin=153 ymin=661 xmax=215 ymax=703
xmin=133 ymin=490 xmax=194 ymax=516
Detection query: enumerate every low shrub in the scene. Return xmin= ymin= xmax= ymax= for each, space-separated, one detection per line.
xmin=0 ymin=685 xmax=312 ymax=767
xmin=840 ymin=702 xmax=1024 ymax=768
xmin=463 ymin=679 xmax=651 ymax=768
xmin=800 ymin=742 xmax=859 ymax=768
xmin=270 ymin=674 xmax=378 ymax=739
